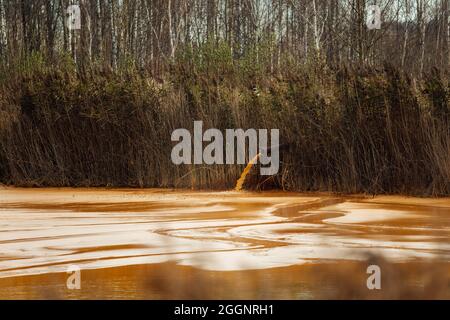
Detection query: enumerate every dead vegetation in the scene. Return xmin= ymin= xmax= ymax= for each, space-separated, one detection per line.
xmin=0 ymin=52 xmax=449 ymax=195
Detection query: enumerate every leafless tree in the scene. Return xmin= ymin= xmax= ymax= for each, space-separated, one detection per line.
xmin=0 ymin=0 xmax=447 ymax=75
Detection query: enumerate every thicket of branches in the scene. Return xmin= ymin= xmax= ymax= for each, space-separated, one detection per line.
xmin=0 ymin=54 xmax=448 ymax=194
xmin=0 ymin=1 xmax=449 ymax=194
xmin=0 ymin=0 xmax=448 ymax=75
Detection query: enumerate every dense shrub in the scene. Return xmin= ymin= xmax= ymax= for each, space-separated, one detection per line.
xmin=0 ymin=51 xmax=449 ymax=195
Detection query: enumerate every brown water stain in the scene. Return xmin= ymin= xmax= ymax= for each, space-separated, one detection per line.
xmin=0 ymin=188 xmax=449 ymax=299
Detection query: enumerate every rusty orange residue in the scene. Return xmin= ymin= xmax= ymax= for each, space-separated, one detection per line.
xmin=235 ymin=153 xmax=261 ymax=191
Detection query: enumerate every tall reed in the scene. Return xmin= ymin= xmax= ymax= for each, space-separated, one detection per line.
xmin=0 ymin=52 xmax=448 ymax=195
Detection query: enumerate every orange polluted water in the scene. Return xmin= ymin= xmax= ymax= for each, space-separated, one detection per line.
xmin=235 ymin=153 xmax=261 ymax=191
xmin=0 ymin=188 xmax=449 ymax=299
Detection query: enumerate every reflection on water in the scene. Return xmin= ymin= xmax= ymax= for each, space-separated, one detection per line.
xmin=0 ymin=188 xmax=449 ymax=299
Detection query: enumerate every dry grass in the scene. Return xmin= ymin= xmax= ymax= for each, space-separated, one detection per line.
xmin=0 ymin=54 xmax=449 ymax=195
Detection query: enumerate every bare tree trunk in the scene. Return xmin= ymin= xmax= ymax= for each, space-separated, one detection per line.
xmin=206 ymin=0 xmax=216 ymax=41
xmin=0 ymin=0 xmax=4 ymax=59
xmin=168 ymin=0 xmax=174 ymax=59
xmin=304 ymin=4 xmax=308 ymax=62
xmin=401 ymin=0 xmax=410 ymax=69
xmin=312 ymin=0 xmax=320 ymax=58
xmin=417 ymin=0 xmax=427 ymax=74
xmin=446 ymin=0 xmax=450 ymax=69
